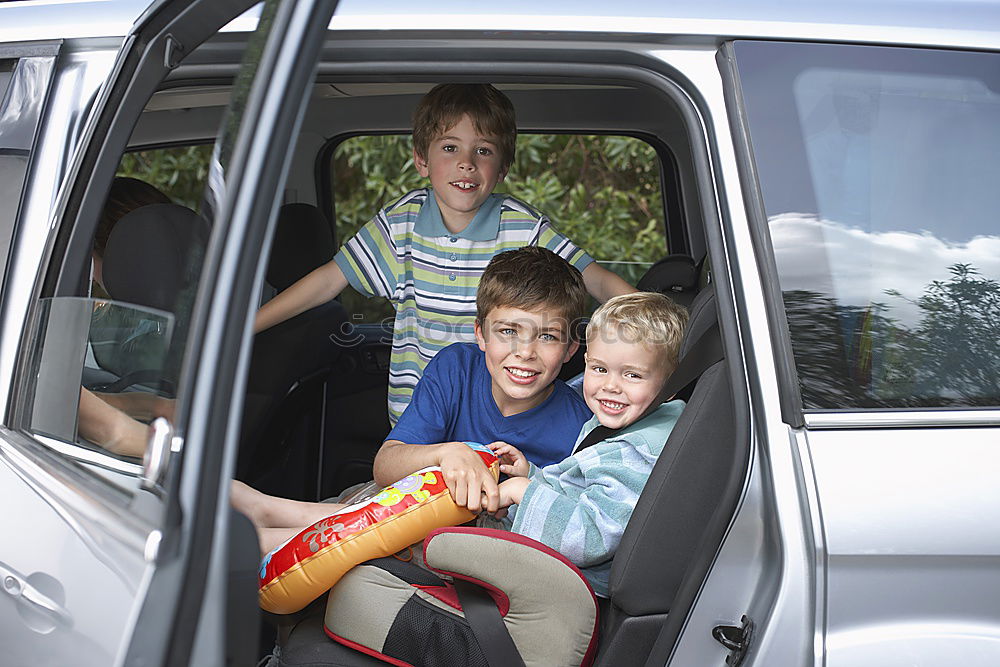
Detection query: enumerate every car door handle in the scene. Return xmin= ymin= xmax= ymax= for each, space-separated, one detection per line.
xmin=0 ymin=561 xmax=73 ymax=629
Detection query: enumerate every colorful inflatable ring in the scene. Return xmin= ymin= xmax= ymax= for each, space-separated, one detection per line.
xmin=258 ymin=441 xmax=499 ymax=614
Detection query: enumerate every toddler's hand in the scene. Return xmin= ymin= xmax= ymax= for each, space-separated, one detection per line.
xmin=488 ymin=441 xmax=530 ymax=477
xmin=481 ymin=476 xmax=530 ymax=516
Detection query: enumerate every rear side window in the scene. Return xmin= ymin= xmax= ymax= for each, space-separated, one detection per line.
xmin=737 ymin=41 xmax=1000 ymax=409
xmin=330 ymin=133 xmax=667 ymax=323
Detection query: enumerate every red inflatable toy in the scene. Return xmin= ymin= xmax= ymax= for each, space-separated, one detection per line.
xmin=258 ymin=442 xmax=499 ymax=614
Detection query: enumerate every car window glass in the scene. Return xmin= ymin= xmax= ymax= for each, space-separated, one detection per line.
xmin=0 ymin=56 xmax=55 ymax=284
xmin=329 ymin=133 xmax=667 ymax=324
xmin=736 ymin=41 xmax=1000 ymax=409
xmin=13 ymin=1 xmax=285 ymax=473
xmin=116 ymin=144 xmax=212 ymax=210
xmin=21 ymin=297 xmax=174 ymax=459
xmin=0 ymin=60 xmax=12 ymax=100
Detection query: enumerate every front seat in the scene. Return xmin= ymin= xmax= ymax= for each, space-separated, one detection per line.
xmin=236 ymin=203 xmax=348 ymax=501
xmin=636 ymin=253 xmax=700 ymax=309
xmin=88 ymin=202 xmax=208 ymax=395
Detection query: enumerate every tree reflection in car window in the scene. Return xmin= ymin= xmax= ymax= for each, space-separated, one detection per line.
xmin=736 ymin=41 xmax=1000 ymax=409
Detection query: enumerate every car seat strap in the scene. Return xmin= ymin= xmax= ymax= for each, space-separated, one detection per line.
xmin=453 ymin=579 xmax=526 ymax=667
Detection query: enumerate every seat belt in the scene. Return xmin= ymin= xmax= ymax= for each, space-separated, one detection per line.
xmin=574 ymin=321 xmax=723 ymax=453
xmin=454 ymin=580 xmax=526 ymax=667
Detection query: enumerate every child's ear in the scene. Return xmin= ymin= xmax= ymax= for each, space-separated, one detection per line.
xmin=562 ymin=338 xmax=580 ymax=363
xmin=413 ymin=147 xmax=430 ymax=178
xmin=474 ymin=319 xmax=488 ymax=352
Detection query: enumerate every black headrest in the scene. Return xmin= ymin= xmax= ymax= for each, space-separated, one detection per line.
xmin=266 ymin=203 xmax=335 ymax=292
xmin=102 ymin=203 xmax=208 ymax=313
xmin=637 ymin=254 xmax=699 ymax=308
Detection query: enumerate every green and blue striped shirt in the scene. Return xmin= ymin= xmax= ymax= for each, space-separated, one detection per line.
xmin=333 ymin=188 xmax=593 ymax=423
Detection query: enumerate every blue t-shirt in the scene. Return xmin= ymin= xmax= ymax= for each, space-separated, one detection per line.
xmin=386 ymin=343 xmax=590 ymax=468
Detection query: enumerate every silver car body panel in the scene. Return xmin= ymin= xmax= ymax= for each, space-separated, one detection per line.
xmin=0 ymin=1 xmax=998 ymax=665
xmin=0 ymin=0 xmax=998 ymax=49
xmin=804 ymin=427 xmax=1000 ymax=666
xmin=0 ymin=430 xmax=154 ymax=666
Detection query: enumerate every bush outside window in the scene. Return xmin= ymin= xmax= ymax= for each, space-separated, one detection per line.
xmin=331 ymin=134 xmax=668 ymax=323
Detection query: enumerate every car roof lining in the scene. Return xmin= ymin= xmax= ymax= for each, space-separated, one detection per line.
xmin=131 ymin=66 xmax=706 ymax=258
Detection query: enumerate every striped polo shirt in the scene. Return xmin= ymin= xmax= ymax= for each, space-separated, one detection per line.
xmin=333 ymin=188 xmax=593 ymax=424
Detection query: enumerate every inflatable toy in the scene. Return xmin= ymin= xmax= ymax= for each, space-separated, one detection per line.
xmin=258 ymin=441 xmax=499 ymax=614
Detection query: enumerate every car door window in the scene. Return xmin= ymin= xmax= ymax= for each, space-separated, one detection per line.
xmin=10 ymin=2 xmax=280 ymax=474
xmin=736 ymin=41 xmax=1000 ymax=409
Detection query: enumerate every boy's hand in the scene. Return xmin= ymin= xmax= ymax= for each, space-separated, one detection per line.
xmin=488 ymin=441 xmax=530 ymax=477
xmin=438 ymin=442 xmax=500 ymax=513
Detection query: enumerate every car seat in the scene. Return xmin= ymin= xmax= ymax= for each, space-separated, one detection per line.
xmin=235 ymin=203 xmax=348 ymax=500
xmin=87 ymin=202 xmax=208 ymax=395
xmin=261 ymin=285 xmax=749 ymax=666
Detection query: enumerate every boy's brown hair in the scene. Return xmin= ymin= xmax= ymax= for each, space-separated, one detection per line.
xmin=476 ymin=247 xmax=588 ymax=336
xmin=412 ymin=84 xmax=517 ymax=172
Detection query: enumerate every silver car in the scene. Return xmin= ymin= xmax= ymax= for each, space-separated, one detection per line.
xmin=1 ymin=0 xmax=998 ymax=665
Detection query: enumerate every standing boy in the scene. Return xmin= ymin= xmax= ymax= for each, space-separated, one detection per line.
xmin=254 ymin=84 xmax=633 ymax=424
xmin=490 ymin=291 xmax=688 ymax=596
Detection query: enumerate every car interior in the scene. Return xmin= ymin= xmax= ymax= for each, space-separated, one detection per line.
xmin=25 ymin=5 xmax=750 ymax=664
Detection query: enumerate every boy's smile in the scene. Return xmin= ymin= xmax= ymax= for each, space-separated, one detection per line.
xmin=414 ymin=114 xmax=507 ymax=234
xmin=475 ymin=306 xmax=578 ymax=417
xmin=583 ymin=335 xmax=669 ymax=430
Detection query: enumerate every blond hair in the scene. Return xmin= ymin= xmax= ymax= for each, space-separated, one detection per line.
xmin=586 ymin=292 xmax=689 ymax=373
xmin=412 ymin=84 xmax=517 ymax=172
xmin=476 ymin=247 xmax=588 ymax=332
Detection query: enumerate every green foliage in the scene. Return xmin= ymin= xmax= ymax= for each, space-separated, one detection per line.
xmin=331 ymin=133 xmax=668 ymax=319
xmin=116 ymin=144 xmax=212 ymax=210
xmin=118 ymin=133 xmax=670 ymax=322
xmin=332 ymin=134 xmax=665 ymax=267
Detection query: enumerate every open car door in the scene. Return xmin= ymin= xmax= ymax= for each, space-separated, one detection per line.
xmin=0 ymin=0 xmax=338 ymax=664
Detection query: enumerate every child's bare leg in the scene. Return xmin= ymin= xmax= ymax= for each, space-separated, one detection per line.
xmin=259 ymin=527 xmax=306 ymax=557
xmin=231 ymin=480 xmax=344 ymax=530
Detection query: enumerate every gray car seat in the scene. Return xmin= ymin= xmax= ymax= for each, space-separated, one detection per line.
xmin=593 ymin=285 xmax=747 ymax=665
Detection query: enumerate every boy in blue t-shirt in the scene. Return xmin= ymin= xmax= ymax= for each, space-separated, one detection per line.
xmin=372 ymin=245 xmax=591 ymax=513
xmin=234 ymin=246 xmax=592 ymax=552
